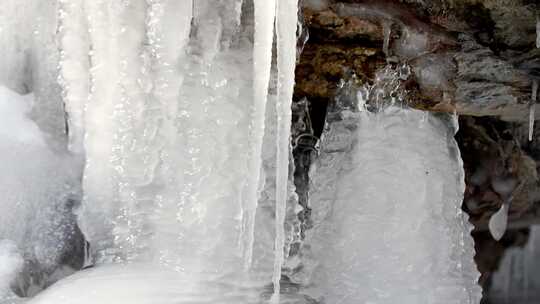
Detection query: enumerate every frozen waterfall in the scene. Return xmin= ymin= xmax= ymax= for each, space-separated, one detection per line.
xmin=0 ymin=1 xmax=482 ymax=304
xmin=300 ymin=106 xmax=481 ymax=304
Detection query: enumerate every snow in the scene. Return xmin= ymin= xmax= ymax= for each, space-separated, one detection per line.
xmin=0 ymin=86 xmax=82 ymax=300
xmin=0 ymin=1 xmax=66 ymax=146
xmin=0 ymin=240 xmax=23 ymax=301
xmin=28 ymin=263 xmax=267 ymax=304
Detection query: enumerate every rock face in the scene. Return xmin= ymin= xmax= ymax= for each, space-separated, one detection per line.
xmin=297 ymin=0 xmax=539 ymax=121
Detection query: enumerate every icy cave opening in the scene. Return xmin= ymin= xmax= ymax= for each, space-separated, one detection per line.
xmin=0 ymin=1 xmax=483 ymax=304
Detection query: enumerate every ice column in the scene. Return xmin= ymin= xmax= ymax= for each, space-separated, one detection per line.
xmin=243 ymin=0 xmax=276 ymax=270
xmin=57 ymin=0 xmax=90 ymax=154
xmin=304 ymin=106 xmax=481 ymax=304
xmin=271 ymin=0 xmax=298 ymax=302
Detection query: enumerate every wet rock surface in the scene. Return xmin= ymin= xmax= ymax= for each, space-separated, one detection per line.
xmin=296 ymin=0 xmax=539 ymax=120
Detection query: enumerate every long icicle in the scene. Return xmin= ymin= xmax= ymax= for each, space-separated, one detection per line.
xmin=243 ymin=0 xmax=276 ymax=271
xmin=271 ymin=0 xmax=298 ymax=302
xmin=530 ymin=79 xmax=538 ymax=141
xmin=57 ymin=0 xmax=90 ymax=154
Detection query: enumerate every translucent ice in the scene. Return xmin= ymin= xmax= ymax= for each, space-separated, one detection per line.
xmin=489 ymin=202 xmax=509 ymax=241
xmin=271 ymin=0 xmax=298 ymax=301
xmin=0 ymin=86 xmax=81 ymax=297
xmin=303 ymin=106 xmax=481 ymax=304
xmin=537 ymin=16 xmax=540 ymax=49
xmin=490 ymin=225 xmax=540 ymax=302
xmin=530 ymin=79 xmax=538 ymax=141
xmin=243 ymin=0 xmax=276 ymax=270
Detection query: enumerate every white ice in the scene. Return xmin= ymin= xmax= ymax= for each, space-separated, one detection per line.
xmin=490 ymin=225 xmax=540 ymax=303
xmin=302 ymin=106 xmax=481 ymax=304
xmin=27 ymin=0 xmax=298 ymax=303
xmin=0 ymin=86 xmax=81 ymax=301
xmin=537 ymin=16 xmax=540 ymax=49
xmin=271 ymin=0 xmax=299 ymax=302
xmin=530 ymin=80 xmax=538 ymax=141
xmin=243 ymin=0 xmax=276 ymax=270
xmin=0 ymin=240 xmax=23 ymax=301
xmin=489 ymin=202 xmax=509 ymax=241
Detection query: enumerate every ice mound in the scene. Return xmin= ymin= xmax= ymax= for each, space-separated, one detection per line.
xmin=302 ymin=106 xmax=481 ymax=304
xmin=0 ymin=86 xmax=82 ymax=299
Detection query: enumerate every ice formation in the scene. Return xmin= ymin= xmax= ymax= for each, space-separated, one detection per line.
xmin=0 ymin=0 xmax=300 ymax=303
xmin=530 ymin=80 xmax=538 ymax=141
xmin=490 ymin=225 xmax=540 ymax=303
xmin=0 ymin=240 xmax=23 ymax=301
xmin=271 ymin=1 xmax=299 ymax=302
xmin=489 ymin=202 xmax=510 ymax=241
xmin=0 ymin=0 xmax=487 ymax=303
xmin=0 ymin=86 xmax=81 ymax=300
xmin=537 ymin=16 xmax=540 ymax=49
xmin=298 ymin=72 xmax=481 ymax=303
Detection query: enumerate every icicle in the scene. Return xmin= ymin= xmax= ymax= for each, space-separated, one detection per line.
xmin=82 ymin=241 xmax=93 ymax=269
xmin=529 ymin=79 xmax=538 ymax=141
xmin=536 ymin=15 xmax=539 ymax=49
xmin=382 ymin=21 xmax=392 ymax=57
xmin=489 ymin=202 xmax=509 ymax=241
xmin=243 ymin=0 xmax=277 ymax=271
xmin=80 ymin=0 xmax=142 ymax=261
xmin=489 ymin=181 xmax=525 ymax=241
xmin=57 ymin=0 xmax=90 ymax=154
xmin=271 ymin=0 xmax=298 ymax=302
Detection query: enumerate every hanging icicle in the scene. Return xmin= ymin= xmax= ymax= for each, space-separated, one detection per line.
xmin=243 ymin=0 xmax=276 ymax=271
xmin=530 ymin=80 xmax=538 ymax=142
xmin=271 ymin=0 xmax=298 ymax=302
